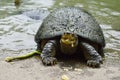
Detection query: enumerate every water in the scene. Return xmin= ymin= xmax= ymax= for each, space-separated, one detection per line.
xmin=0 ymin=0 xmax=120 ymax=60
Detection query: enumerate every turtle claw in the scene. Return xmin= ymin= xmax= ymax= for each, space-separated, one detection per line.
xmin=87 ymin=60 xmax=101 ymax=68
xmin=42 ymin=57 xmax=57 ymax=66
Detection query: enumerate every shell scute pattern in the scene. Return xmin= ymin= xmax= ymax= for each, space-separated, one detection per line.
xmin=36 ymin=7 xmax=105 ymax=47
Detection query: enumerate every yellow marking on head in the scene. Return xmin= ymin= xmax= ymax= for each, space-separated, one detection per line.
xmin=61 ymin=33 xmax=78 ymax=47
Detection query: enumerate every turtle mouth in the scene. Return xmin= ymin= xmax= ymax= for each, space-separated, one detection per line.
xmin=60 ymin=33 xmax=78 ymax=47
xmin=61 ymin=38 xmax=76 ymax=47
xmin=60 ymin=33 xmax=78 ymax=54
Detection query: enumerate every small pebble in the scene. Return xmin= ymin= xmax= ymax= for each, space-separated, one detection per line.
xmin=61 ymin=75 xmax=69 ymax=80
xmin=63 ymin=68 xmax=69 ymax=71
xmin=74 ymin=68 xmax=83 ymax=72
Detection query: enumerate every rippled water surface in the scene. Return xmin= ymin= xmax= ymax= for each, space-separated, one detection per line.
xmin=0 ymin=0 xmax=120 ymax=60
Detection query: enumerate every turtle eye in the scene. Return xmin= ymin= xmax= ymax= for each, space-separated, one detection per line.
xmin=70 ymin=34 xmax=74 ymax=37
xmin=62 ymin=35 xmax=68 ymax=39
xmin=71 ymin=38 xmax=74 ymax=41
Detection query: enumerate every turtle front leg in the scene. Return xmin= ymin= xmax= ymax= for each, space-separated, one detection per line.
xmin=41 ymin=40 xmax=57 ymax=66
xmin=80 ymin=42 xmax=102 ymax=68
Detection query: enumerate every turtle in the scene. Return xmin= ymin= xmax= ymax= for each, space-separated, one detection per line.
xmin=35 ymin=7 xmax=105 ymax=68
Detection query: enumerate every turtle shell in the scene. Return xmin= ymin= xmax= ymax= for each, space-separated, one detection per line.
xmin=35 ymin=7 xmax=105 ymax=47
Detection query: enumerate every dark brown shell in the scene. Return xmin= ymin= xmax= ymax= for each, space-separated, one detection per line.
xmin=35 ymin=7 xmax=105 ymax=47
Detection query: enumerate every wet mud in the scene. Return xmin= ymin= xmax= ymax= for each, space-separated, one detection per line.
xmin=0 ymin=0 xmax=120 ymax=80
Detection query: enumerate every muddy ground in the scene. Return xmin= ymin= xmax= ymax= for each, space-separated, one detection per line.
xmin=0 ymin=50 xmax=120 ymax=80
xmin=0 ymin=0 xmax=120 ymax=80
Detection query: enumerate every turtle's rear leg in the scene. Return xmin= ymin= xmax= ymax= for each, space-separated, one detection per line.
xmin=80 ymin=42 xmax=102 ymax=68
xmin=41 ymin=40 xmax=57 ymax=66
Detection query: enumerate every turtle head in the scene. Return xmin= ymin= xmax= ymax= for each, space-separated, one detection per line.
xmin=60 ymin=33 xmax=78 ymax=54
